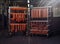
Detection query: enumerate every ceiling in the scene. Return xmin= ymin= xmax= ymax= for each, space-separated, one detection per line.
xmin=0 ymin=0 xmax=60 ymax=7
xmin=30 ymin=0 xmax=60 ymax=7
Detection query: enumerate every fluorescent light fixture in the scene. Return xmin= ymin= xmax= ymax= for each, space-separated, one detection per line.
xmin=27 ymin=0 xmax=30 ymax=3
xmin=28 ymin=4 xmax=30 ymax=7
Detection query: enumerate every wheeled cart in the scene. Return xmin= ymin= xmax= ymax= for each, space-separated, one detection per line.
xmin=29 ymin=7 xmax=52 ymax=36
xmin=8 ymin=7 xmax=27 ymax=35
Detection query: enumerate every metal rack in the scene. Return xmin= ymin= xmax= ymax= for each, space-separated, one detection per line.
xmin=8 ymin=6 xmax=28 ymax=35
xmin=29 ymin=6 xmax=52 ymax=36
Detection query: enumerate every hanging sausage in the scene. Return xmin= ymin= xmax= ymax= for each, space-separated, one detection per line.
xmin=42 ymin=8 xmax=48 ymax=18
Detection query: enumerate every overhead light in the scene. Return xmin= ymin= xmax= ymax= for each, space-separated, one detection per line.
xmin=55 ymin=8 xmax=58 ymax=9
xmin=27 ymin=0 xmax=30 ymax=3
xmin=28 ymin=4 xmax=30 ymax=7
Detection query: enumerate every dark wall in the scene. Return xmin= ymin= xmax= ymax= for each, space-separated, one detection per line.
xmin=50 ymin=17 xmax=60 ymax=35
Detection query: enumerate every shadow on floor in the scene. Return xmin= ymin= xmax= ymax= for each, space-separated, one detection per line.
xmin=0 ymin=33 xmax=60 ymax=44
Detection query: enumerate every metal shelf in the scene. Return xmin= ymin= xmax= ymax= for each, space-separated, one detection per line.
xmin=30 ymin=20 xmax=48 ymax=22
xmin=10 ymin=23 xmax=27 ymax=24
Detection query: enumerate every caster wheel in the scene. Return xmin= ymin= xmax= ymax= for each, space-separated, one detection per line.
xmin=30 ymin=33 xmax=33 ymax=37
xmin=7 ymin=32 xmax=13 ymax=38
xmin=25 ymin=32 xmax=28 ymax=36
xmin=47 ymin=34 xmax=50 ymax=38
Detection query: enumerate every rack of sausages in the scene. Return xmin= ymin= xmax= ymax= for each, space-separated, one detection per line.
xmin=31 ymin=8 xmax=48 ymax=18
xmin=30 ymin=7 xmax=49 ymax=35
xmin=10 ymin=23 xmax=27 ymax=32
xmin=9 ymin=7 xmax=27 ymax=33
xmin=10 ymin=13 xmax=27 ymax=22
xmin=30 ymin=22 xmax=48 ymax=34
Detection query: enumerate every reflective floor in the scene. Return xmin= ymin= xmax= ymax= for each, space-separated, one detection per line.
xmin=0 ymin=34 xmax=60 ymax=44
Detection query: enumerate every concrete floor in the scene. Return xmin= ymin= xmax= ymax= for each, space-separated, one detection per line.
xmin=0 ymin=35 xmax=60 ymax=44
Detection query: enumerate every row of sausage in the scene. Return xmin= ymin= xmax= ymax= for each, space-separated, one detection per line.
xmin=10 ymin=13 xmax=27 ymax=22
xmin=10 ymin=23 xmax=27 ymax=32
xmin=30 ymin=29 xmax=48 ymax=34
xmin=30 ymin=22 xmax=48 ymax=30
xmin=31 ymin=8 xmax=48 ymax=18
xmin=10 ymin=7 xmax=27 ymax=10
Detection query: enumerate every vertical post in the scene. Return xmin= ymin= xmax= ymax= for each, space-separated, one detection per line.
xmin=8 ymin=7 xmax=10 ymax=32
xmin=2 ymin=3 xmax=4 ymax=31
xmin=26 ymin=0 xmax=30 ymax=36
xmin=27 ymin=0 xmax=31 ymax=44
